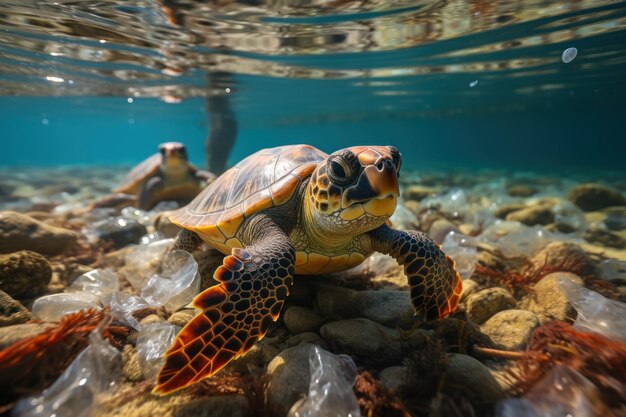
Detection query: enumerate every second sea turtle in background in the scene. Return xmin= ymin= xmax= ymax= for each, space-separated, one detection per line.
xmin=94 ymin=142 xmax=215 ymax=211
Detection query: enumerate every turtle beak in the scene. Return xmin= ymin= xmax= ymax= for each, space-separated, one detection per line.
xmin=342 ymin=158 xmax=399 ymax=216
xmin=365 ymin=159 xmax=399 ymax=199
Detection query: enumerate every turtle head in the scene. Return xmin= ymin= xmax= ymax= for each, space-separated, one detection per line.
xmin=159 ymin=142 xmax=188 ymax=169
xmin=306 ymin=146 xmax=401 ymax=235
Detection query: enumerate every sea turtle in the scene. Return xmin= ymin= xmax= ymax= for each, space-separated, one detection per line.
xmin=94 ymin=142 xmax=215 ymax=211
xmin=154 ymin=145 xmax=462 ymax=395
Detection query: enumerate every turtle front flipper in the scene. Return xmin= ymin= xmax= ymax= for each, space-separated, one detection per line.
xmin=138 ymin=176 xmax=163 ymax=210
xmin=153 ymin=220 xmax=295 ymax=395
xmin=368 ymin=225 xmax=462 ymax=321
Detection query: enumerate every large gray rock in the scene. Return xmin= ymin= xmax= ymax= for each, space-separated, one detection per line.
xmin=443 ymin=354 xmax=503 ymax=403
xmin=314 ymin=285 xmax=416 ymax=329
xmin=0 ymin=250 xmax=52 ymax=299
xmin=0 ymin=290 xmax=31 ymax=327
xmin=314 ymin=285 xmax=361 ymax=318
xmin=523 ymin=272 xmax=583 ymax=323
xmin=480 ymin=309 xmax=539 ymax=351
xmin=319 ymin=318 xmax=427 ymax=363
xmin=568 ymin=183 xmax=626 ymax=211
xmin=320 ymin=318 xmax=401 ymax=359
xmin=264 ymin=343 xmax=317 ymax=416
xmin=465 ymin=287 xmax=516 ymax=324
xmin=379 ymin=365 xmax=412 ymax=390
xmin=359 ymin=290 xmax=415 ymax=328
xmin=283 ymin=306 xmax=323 ymax=334
xmin=0 ymin=211 xmax=77 ymax=256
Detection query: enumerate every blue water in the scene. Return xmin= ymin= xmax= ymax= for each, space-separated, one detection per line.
xmin=1 ymin=96 xmax=624 ymax=173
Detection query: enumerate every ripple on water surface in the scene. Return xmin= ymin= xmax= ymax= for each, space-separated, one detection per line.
xmin=0 ymin=0 xmax=625 ymax=121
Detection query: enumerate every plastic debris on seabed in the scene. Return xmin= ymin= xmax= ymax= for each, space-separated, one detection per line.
xmin=32 ymin=292 xmax=101 ymax=321
xmin=140 ymin=249 xmax=201 ymax=310
xmin=553 ymin=201 xmax=587 ymax=233
xmin=288 ymin=346 xmax=360 ymax=417
xmin=69 ymin=268 xmax=119 ymax=304
xmin=557 ymin=277 xmax=626 ymax=341
xmin=599 ymin=259 xmax=626 ymax=281
xmin=136 ymin=322 xmax=181 ymax=380
xmin=109 ymin=292 xmax=151 ymax=330
xmin=120 ymin=206 xmax=152 ymax=225
xmin=389 ymin=199 xmax=418 ymax=230
xmin=442 ymin=232 xmax=478 ymax=280
xmin=12 ymin=325 xmax=122 ymax=417
xmin=496 ymin=365 xmax=599 ymax=417
xmin=420 ymin=189 xmax=469 ymax=219
xmin=124 ymin=239 xmax=173 ymax=289
xmin=478 ymin=222 xmax=570 ymax=258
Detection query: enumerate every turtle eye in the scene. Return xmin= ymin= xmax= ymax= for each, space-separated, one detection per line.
xmin=386 ymin=145 xmax=402 ymax=176
xmin=327 ymin=152 xmax=359 ymax=185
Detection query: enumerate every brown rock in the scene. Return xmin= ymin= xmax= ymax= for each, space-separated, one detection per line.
xmin=568 ymin=183 xmax=626 ymax=212
xmin=167 ymin=309 xmax=197 ymax=327
xmin=0 ymin=250 xmax=52 ymax=299
xmin=460 ymin=279 xmax=480 ymax=302
xmin=0 ymin=211 xmax=77 ymax=256
xmin=122 ymin=345 xmax=144 ymax=382
xmin=283 ymin=306 xmax=323 ymax=334
xmin=154 ymin=212 xmax=181 ymax=239
xmin=506 ymin=205 xmax=554 ymax=226
xmin=265 ymin=343 xmax=316 ymax=416
xmin=477 ymin=251 xmax=507 ymax=272
xmin=94 ymin=386 xmax=250 ymax=417
xmin=523 ymin=272 xmax=583 ymax=323
xmin=480 ymin=309 xmax=539 ymax=351
xmin=584 ymin=227 xmax=626 ymax=249
xmin=466 ymin=287 xmax=516 ymax=324
xmin=530 ymin=241 xmax=598 ymax=276
xmin=494 ymin=204 xmax=526 ymax=219
xmin=506 ymin=185 xmax=537 ymax=197
xmin=404 ymin=185 xmax=436 ymax=202
xmin=0 ymin=290 xmax=31 ymax=327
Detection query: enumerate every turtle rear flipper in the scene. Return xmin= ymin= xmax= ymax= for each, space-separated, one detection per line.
xmin=153 ymin=223 xmax=295 ymax=395
xmin=369 ymin=225 xmax=462 ymax=321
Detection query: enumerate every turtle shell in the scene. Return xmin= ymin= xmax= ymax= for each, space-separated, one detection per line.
xmin=170 ymin=145 xmax=326 ymax=251
xmin=113 ymin=153 xmax=162 ymax=194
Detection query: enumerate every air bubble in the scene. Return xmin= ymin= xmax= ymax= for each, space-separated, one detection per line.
xmin=562 ymin=47 xmax=577 ymax=63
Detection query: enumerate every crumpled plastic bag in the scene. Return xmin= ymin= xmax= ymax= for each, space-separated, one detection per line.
xmin=288 ymin=346 xmax=360 ymax=417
